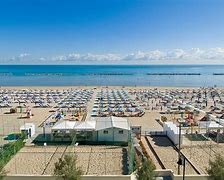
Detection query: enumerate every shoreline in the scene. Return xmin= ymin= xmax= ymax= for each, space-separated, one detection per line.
xmin=0 ymin=85 xmax=216 ymax=89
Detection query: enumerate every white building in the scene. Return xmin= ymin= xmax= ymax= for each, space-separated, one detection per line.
xmin=51 ymin=116 xmax=131 ymax=144
xmin=163 ymin=122 xmax=184 ymax=145
xmin=95 ymin=116 xmax=131 ymax=142
xmin=20 ymin=123 xmax=35 ymax=139
xmin=198 ymin=121 xmax=223 ymax=130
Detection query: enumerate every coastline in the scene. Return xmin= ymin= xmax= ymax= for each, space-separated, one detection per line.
xmin=0 ymin=86 xmax=207 ymax=90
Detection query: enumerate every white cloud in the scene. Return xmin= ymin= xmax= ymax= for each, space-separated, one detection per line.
xmin=5 ymin=48 xmax=224 ymax=64
xmin=202 ymin=48 xmax=224 ymax=60
xmin=166 ymin=49 xmax=186 ymax=59
xmin=52 ymin=53 xmax=121 ymax=62
xmin=39 ymin=57 xmax=46 ymax=61
xmin=19 ymin=53 xmax=30 ymax=58
xmin=51 ymin=48 xmax=224 ymax=63
xmin=10 ymin=53 xmax=30 ymax=61
xmin=148 ymin=50 xmax=166 ymax=60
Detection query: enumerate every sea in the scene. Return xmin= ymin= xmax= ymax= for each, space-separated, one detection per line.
xmin=0 ymin=65 xmax=223 ymax=87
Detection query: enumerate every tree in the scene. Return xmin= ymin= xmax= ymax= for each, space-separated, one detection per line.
xmin=136 ymin=158 xmax=155 ymax=180
xmin=54 ymin=154 xmax=83 ymax=180
xmin=207 ymin=154 xmax=224 ymax=180
xmin=0 ymin=166 xmax=6 ymax=180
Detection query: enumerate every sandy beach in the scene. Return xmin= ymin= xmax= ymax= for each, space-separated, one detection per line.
xmin=1 ymin=86 xmax=224 ymax=175
xmin=4 ymin=145 xmax=126 ymax=175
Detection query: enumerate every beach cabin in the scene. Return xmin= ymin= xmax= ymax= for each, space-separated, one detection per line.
xmin=20 ymin=123 xmax=35 ymax=139
xmin=50 ymin=116 xmax=131 ymax=144
xmin=95 ymin=116 xmax=131 ymax=144
xmin=163 ymin=122 xmax=184 ymax=145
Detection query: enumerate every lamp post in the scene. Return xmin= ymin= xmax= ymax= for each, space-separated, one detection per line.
xmin=177 ymin=119 xmax=186 ymax=180
xmin=43 ymin=125 xmax=46 ymax=141
xmin=183 ymin=156 xmax=186 ymax=180
xmin=177 ymin=154 xmax=186 ymax=180
xmin=44 ymin=142 xmax=47 ymax=168
xmin=178 ymin=120 xmax=182 ymax=175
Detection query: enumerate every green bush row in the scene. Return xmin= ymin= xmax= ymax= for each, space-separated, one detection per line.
xmin=0 ymin=134 xmax=25 ymax=169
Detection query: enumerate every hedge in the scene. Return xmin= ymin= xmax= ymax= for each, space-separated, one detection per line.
xmin=0 ymin=133 xmax=25 ymax=169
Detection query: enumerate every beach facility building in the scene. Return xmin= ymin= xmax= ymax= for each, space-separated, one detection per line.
xmin=51 ymin=121 xmax=77 ymax=141
xmin=51 ymin=116 xmax=131 ymax=144
xmin=95 ymin=116 xmax=131 ymax=143
xmin=20 ymin=123 xmax=35 ymax=139
xmin=163 ymin=121 xmax=184 ymax=145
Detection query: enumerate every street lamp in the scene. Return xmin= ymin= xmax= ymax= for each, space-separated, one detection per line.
xmin=177 ymin=119 xmax=184 ymax=175
xmin=177 ymin=119 xmax=186 ymax=180
xmin=44 ymin=142 xmax=47 ymax=168
xmin=177 ymin=154 xmax=186 ymax=180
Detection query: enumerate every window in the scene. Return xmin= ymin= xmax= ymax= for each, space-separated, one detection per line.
xmin=118 ymin=130 xmax=123 ymax=134
xmin=103 ymin=130 xmax=108 ymax=134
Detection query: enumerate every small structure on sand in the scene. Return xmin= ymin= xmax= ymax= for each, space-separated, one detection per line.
xmin=20 ymin=123 xmax=35 ymax=139
xmin=50 ymin=116 xmax=131 ymax=145
xmin=163 ymin=121 xmax=184 ymax=145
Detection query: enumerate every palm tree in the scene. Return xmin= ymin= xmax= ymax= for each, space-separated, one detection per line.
xmin=54 ymin=154 xmax=83 ymax=180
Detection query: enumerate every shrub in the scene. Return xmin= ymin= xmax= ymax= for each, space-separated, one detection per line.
xmin=0 ymin=134 xmax=25 ymax=169
xmin=207 ymin=154 xmax=224 ymax=180
xmin=54 ymin=154 xmax=83 ymax=180
xmin=136 ymin=158 xmax=155 ymax=180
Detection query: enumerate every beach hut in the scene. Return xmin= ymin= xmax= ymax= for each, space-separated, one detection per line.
xmin=163 ymin=122 xmax=184 ymax=145
xmin=95 ymin=116 xmax=131 ymax=143
xmin=20 ymin=123 xmax=35 ymax=139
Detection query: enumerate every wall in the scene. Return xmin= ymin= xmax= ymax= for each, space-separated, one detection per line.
xmin=113 ymin=128 xmax=129 ymax=142
xmin=173 ymin=175 xmax=210 ymax=180
xmin=155 ymin=169 xmax=210 ymax=180
xmin=163 ymin=122 xmax=183 ymax=145
xmin=97 ymin=128 xmax=129 ymax=142
xmin=97 ymin=128 xmax=114 ymax=141
xmin=4 ymin=175 xmax=132 ymax=180
xmin=4 ymin=171 xmax=211 ymax=180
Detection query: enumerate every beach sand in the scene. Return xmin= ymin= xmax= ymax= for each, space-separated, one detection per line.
xmin=1 ymin=86 xmax=224 ymax=175
xmin=4 ymin=145 xmax=126 ymax=175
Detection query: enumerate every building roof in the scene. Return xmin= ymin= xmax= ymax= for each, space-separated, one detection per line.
xmin=52 ymin=121 xmax=76 ymax=130
xmin=95 ymin=116 xmax=130 ymax=131
xmin=51 ymin=116 xmax=130 ymax=131
xmin=74 ymin=121 xmax=96 ymax=130
xmin=199 ymin=121 xmax=223 ymax=129
xmin=20 ymin=123 xmax=35 ymax=130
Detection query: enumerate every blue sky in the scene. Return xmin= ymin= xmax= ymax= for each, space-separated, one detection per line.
xmin=1 ymin=0 xmax=224 ymax=64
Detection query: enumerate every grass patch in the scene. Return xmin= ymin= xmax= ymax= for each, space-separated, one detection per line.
xmin=185 ymin=134 xmax=208 ymax=141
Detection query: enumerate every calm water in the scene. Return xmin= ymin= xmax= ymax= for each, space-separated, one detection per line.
xmin=0 ymin=65 xmax=223 ymax=87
